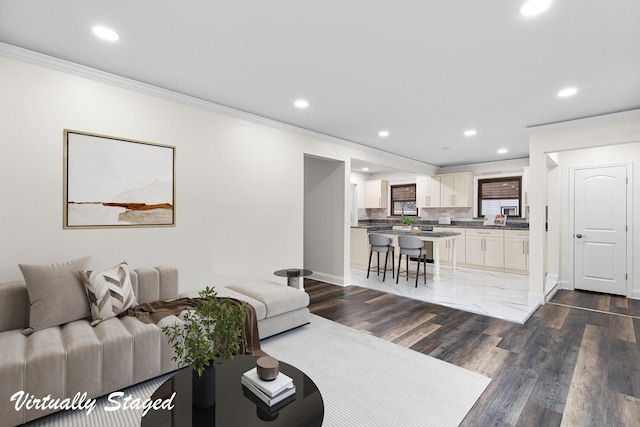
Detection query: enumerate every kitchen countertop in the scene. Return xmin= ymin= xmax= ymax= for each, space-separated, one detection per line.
xmin=352 ymin=219 xmax=529 ymax=231
xmin=370 ymin=229 xmax=462 ymax=238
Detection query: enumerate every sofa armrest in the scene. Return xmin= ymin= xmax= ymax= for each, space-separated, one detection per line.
xmin=0 ymin=281 xmax=29 ymax=333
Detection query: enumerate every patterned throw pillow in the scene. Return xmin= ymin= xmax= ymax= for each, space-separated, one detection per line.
xmin=81 ymin=262 xmax=137 ymax=326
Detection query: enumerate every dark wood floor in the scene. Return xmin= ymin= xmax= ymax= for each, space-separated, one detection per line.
xmin=305 ymin=280 xmax=640 ymax=427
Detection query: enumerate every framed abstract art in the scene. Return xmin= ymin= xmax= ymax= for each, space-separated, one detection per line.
xmin=63 ymin=130 xmax=176 ymax=228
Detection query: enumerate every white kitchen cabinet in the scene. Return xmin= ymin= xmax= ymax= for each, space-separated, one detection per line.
xmin=350 ymin=227 xmax=370 ymax=269
xmin=504 ymin=230 xmax=529 ymax=272
xmin=439 ymin=172 xmax=473 ymax=207
xmin=465 ymin=229 xmax=504 ymax=269
xmin=433 ymin=227 xmax=465 ymax=264
xmin=364 ymin=180 xmax=388 ymax=208
xmin=416 ymin=176 xmax=441 ymax=208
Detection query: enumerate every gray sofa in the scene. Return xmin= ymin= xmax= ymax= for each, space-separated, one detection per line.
xmin=0 ymin=265 xmax=310 ymax=426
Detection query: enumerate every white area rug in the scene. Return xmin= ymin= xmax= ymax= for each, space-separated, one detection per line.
xmin=23 ymin=374 xmax=172 ymax=426
xmin=261 ymin=314 xmax=491 ymax=427
xmin=26 ymin=315 xmax=490 ymax=426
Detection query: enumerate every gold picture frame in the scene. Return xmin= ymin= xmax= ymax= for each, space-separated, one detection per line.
xmin=63 ymin=129 xmax=176 ymax=228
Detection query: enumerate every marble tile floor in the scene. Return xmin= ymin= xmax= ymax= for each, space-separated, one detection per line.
xmin=349 ymin=263 xmax=539 ymax=324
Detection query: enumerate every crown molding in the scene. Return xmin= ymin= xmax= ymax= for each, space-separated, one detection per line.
xmin=0 ymin=42 xmax=437 ymax=170
xmin=526 ymin=108 xmax=640 ymax=134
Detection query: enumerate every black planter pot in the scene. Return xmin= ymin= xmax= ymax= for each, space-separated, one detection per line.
xmin=192 ymin=365 xmax=216 ymax=408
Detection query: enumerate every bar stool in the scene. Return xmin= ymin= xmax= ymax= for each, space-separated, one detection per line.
xmin=396 ymin=235 xmax=428 ymax=287
xmin=367 ymin=234 xmax=395 ymax=281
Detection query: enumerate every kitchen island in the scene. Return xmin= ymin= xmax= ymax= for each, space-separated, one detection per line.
xmin=351 ymin=227 xmax=461 ymax=281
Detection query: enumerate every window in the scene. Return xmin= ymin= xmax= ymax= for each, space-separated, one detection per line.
xmin=391 ymin=184 xmax=417 ymax=216
xmin=478 ymin=177 xmax=521 ymax=217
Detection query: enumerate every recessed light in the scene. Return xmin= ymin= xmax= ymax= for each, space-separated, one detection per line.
xmin=92 ymin=26 xmax=119 ymax=41
xmin=497 ymin=148 xmax=508 ymax=154
xmin=378 ymin=130 xmax=390 ymax=137
xmin=362 ymin=167 xmax=369 ymax=171
xmin=294 ymin=99 xmax=309 ymax=109
xmin=464 ymin=130 xmax=477 ymax=137
xmin=557 ymin=87 xmax=578 ymax=98
xmin=520 ymin=0 xmax=551 ymax=16
xmin=442 ymin=147 xmax=451 ymax=151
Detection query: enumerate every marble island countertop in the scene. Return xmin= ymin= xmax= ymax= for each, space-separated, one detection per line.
xmin=371 ymin=229 xmax=462 ymax=238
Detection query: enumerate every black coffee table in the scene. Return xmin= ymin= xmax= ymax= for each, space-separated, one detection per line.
xmin=141 ymin=355 xmax=324 ymax=426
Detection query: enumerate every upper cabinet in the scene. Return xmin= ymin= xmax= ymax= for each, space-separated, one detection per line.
xmin=439 ymin=172 xmax=474 ymax=207
xmin=416 ymin=176 xmax=441 ymax=208
xmin=364 ymin=179 xmax=388 ymax=208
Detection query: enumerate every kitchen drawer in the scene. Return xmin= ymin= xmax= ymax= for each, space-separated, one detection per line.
xmin=465 ymin=228 xmax=504 ymax=238
xmin=504 ymin=230 xmax=529 ymax=238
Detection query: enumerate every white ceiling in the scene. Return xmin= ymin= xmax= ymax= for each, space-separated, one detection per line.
xmin=1 ymin=0 xmax=639 ymax=167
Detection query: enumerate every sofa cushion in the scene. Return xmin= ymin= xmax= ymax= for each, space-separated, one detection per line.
xmin=120 ymin=316 xmax=163 ymax=383
xmin=81 ymin=261 xmax=137 ymax=326
xmin=0 ymin=330 xmax=27 ymax=427
xmin=24 ymin=327 xmax=66 ymax=422
xmin=60 ymin=320 xmax=102 ymax=398
xmin=180 ymin=287 xmax=268 ymax=321
xmin=226 ymin=280 xmax=309 ymax=318
xmin=93 ymin=318 xmax=134 ymax=394
xmin=19 ymin=256 xmax=92 ymax=335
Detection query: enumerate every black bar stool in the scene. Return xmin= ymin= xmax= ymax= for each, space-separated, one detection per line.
xmin=367 ymin=234 xmax=395 ymax=281
xmin=396 ymin=235 xmax=427 ymax=287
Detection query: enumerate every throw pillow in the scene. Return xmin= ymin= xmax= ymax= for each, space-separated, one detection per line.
xmin=81 ymin=261 xmax=137 ymax=326
xmin=19 ymin=255 xmax=92 ymax=335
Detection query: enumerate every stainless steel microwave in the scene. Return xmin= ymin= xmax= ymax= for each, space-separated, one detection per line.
xmin=501 ymin=206 xmax=518 ymax=216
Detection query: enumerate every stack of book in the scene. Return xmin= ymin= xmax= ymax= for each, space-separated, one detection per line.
xmin=241 ymin=367 xmax=296 ymax=408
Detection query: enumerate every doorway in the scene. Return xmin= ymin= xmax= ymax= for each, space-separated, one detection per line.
xmin=571 ymin=165 xmax=629 ymax=296
xmin=303 ymin=155 xmax=346 ymax=284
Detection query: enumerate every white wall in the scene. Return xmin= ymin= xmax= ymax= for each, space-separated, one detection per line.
xmin=529 ymin=110 xmax=640 ymax=301
xmin=0 ymin=54 xmax=434 ymax=290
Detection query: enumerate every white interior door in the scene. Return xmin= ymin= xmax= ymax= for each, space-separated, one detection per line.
xmin=573 ymin=166 xmax=627 ymax=295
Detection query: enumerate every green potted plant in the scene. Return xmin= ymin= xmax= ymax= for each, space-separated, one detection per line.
xmin=400 ymin=215 xmax=417 ymax=231
xmin=162 ymin=286 xmax=248 ymax=408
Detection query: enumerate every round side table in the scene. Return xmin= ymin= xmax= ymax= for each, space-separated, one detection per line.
xmin=273 ymin=268 xmax=313 ymax=290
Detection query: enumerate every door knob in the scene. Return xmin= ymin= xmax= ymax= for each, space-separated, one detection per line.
xmin=576 ymin=233 xmax=583 ymax=238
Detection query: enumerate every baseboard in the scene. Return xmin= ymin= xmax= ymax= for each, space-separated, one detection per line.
xmin=631 ymin=289 xmax=640 ymax=300
xmin=309 ymin=272 xmax=348 ymax=287
xmin=544 ymin=274 xmax=559 ymax=301
xmin=545 ymin=284 xmax=560 ymax=302
xmin=558 ymin=279 xmax=572 ymax=290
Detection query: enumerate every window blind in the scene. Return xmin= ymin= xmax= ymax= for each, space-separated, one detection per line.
xmin=391 ymin=184 xmax=416 ymax=202
xmin=479 ymin=179 xmax=520 ymax=199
